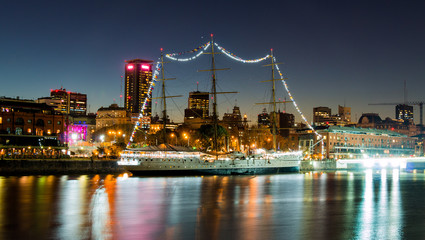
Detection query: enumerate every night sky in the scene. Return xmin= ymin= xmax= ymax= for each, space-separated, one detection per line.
xmin=1 ymin=1 xmax=425 ymax=124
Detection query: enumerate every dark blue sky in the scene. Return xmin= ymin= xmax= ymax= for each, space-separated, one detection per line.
xmin=1 ymin=1 xmax=425 ymax=124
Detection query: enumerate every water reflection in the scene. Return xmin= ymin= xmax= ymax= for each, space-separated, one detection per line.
xmin=356 ymin=169 xmax=403 ymax=240
xmin=0 ymin=171 xmax=417 ymax=239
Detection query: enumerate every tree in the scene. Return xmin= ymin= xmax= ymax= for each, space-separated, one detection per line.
xmin=196 ymin=124 xmax=228 ymax=152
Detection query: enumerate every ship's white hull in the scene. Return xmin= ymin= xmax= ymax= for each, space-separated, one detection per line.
xmin=119 ymin=155 xmax=301 ymax=175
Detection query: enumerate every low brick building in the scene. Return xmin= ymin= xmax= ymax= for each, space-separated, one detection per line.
xmin=0 ymin=97 xmax=66 ymax=138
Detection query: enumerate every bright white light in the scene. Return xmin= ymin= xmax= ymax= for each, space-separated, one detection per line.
xmin=71 ymin=133 xmax=78 ymax=140
xmin=363 ymin=160 xmax=374 ymax=168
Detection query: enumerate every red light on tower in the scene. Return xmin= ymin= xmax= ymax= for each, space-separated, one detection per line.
xmin=141 ymin=64 xmax=150 ymax=71
xmin=127 ymin=65 xmax=134 ymax=70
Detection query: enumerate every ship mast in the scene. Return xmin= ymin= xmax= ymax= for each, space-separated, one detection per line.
xmin=199 ymin=34 xmax=236 ymax=156
xmin=211 ymin=35 xmax=219 ymax=155
xmin=271 ymin=49 xmax=277 ymax=151
xmin=256 ymin=49 xmax=292 ymax=152
xmin=154 ymin=49 xmax=181 ymax=145
xmin=160 ymin=50 xmax=167 ymax=144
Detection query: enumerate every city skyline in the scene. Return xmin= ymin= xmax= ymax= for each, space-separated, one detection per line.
xmin=1 ymin=1 xmax=425 ymax=124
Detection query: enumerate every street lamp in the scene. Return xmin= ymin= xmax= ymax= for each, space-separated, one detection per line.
xmin=183 ymin=133 xmax=190 ymax=147
xmin=170 ymin=133 xmax=177 ymax=145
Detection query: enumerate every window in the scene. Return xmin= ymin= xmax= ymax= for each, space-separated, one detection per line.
xmin=15 ymin=128 xmax=22 ymax=135
xmin=7 ymin=118 xmax=11 ymax=122
xmin=48 ymin=120 xmax=52 ymax=124
xmin=57 ymin=121 xmax=61 ymax=125
xmin=28 ymin=119 xmax=32 ymax=123
xmin=0 ymin=117 xmax=2 ymax=124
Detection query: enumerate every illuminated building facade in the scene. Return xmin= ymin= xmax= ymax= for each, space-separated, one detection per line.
xmin=96 ymin=104 xmax=130 ymax=130
xmin=0 ymin=97 xmax=66 ymax=140
xmin=313 ymin=107 xmax=332 ymax=126
xmin=48 ymin=88 xmax=87 ymax=116
xmin=357 ymin=113 xmax=420 ymax=137
xmin=396 ymin=104 xmax=414 ymax=122
xmin=296 ymin=126 xmax=416 ymax=159
xmin=338 ymin=105 xmax=351 ymax=123
xmin=313 ymin=106 xmax=352 ymax=126
xmin=124 ymin=59 xmax=153 ymax=116
xmin=184 ymin=91 xmax=209 ymax=119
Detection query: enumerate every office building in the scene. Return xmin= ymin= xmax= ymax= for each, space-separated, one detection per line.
xmin=46 ymin=88 xmax=87 ymax=116
xmin=124 ymin=59 xmax=153 ymax=115
xmin=258 ymin=108 xmax=271 ymax=127
xmin=184 ymin=91 xmax=209 ymax=119
xmin=396 ymin=104 xmax=414 ymax=122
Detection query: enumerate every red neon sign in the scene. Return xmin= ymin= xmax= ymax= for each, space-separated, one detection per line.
xmin=141 ymin=64 xmax=150 ymax=70
xmin=127 ymin=65 xmax=134 ymax=70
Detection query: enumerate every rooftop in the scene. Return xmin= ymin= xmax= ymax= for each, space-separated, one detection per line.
xmin=319 ymin=126 xmax=408 ymax=137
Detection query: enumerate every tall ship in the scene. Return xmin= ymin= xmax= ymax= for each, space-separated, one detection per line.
xmin=118 ymin=36 xmax=302 ymax=175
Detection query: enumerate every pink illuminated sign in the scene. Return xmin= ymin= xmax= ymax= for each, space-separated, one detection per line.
xmin=127 ymin=65 xmax=134 ymax=70
xmin=141 ymin=64 xmax=150 ymax=70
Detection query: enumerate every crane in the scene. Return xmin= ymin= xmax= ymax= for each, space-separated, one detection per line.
xmin=368 ymin=101 xmax=425 ymax=126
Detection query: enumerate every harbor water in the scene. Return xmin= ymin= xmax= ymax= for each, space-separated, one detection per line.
xmin=1 ymin=170 xmax=425 ymax=239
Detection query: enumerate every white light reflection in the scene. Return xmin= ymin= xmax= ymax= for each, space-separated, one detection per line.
xmin=389 ymin=169 xmax=402 ymax=238
xmin=356 ymin=169 xmax=403 ymax=239
xmin=90 ymin=187 xmax=111 ymax=240
xmin=56 ymin=176 xmax=86 ymax=240
xmin=358 ymin=169 xmax=374 ymax=239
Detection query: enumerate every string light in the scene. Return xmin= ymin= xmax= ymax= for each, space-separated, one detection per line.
xmin=166 ymin=42 xmax=210 ymax=57
xmin=214 ymin=42 xmax=270 ymax=63
xmin=273 ymin=57 xmax=322 ymax=139
xmin=213 ymin=42 xmax=319 ymax=137
xmin=166 ymin=42 xmax=211 ymax=61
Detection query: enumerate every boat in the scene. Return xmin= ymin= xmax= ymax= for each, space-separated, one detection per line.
xmin=118 ymin=36 xmax=302 ymax=175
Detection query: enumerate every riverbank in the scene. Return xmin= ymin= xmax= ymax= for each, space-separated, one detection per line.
xmin=0 ymin=159 xmax=126 ymax=175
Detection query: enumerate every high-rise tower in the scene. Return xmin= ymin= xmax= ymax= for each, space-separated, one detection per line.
xmin=184 ymin=91 xmax=209 ymax=119
xmin=124 ymin=59 xmax=153 ymax=116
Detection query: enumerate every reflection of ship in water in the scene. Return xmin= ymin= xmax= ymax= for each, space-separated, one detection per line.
xmin=118 ymin=36 xmax=301 ymax=175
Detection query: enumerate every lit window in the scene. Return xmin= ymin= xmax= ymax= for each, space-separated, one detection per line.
xmin=0 ymin=117 xmax=2 ymax=124
xmin=28 ymin=128 xmax=32 ymax=133
xmin=57 ymin=121 xmax=61 ymax=125
xmin=28 ymin=119 xmax=32 ymax=123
